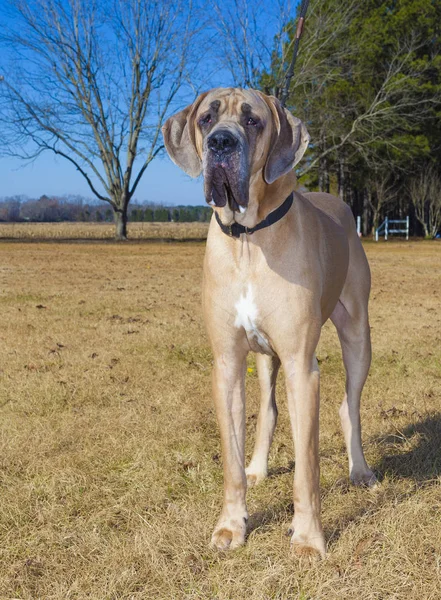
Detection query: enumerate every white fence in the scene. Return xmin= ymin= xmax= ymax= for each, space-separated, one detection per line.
xmin=375 ymin=216 xmax=409 ymax=241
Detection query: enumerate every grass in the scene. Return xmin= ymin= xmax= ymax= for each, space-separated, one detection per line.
xmin=0 ymin=235 xmax=440 ymax=599
xmin=0 ymin=221 xmax=209 ymax=241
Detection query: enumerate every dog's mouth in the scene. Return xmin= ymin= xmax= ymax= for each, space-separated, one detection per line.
xmin=225 ymin=182 xmax=246 ymax=213
xmin=204 ymin=153 xmax=249 ymax=214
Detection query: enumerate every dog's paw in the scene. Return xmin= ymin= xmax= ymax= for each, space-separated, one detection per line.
xmin=288 ymin=522 xmax=326 ymax=562
xmin=245 ymin=464 xmax=267 ymax=488
xmin=210 ymin=515 xmax=247 ymax=551
xmin=350 ymin=469 xmax=378 ymax=488
xmin=291 ymin=541 xmax=325 ymax=563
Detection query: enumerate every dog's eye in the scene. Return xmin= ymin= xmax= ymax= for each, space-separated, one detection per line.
xmin=247 ymin=117 xmax=258 ymax=126
xmin=200 ymin=114 xmax=212 ymax=125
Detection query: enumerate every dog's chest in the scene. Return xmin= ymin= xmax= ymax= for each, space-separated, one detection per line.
xmin=234 ymin=284 xmax=274 ymax=355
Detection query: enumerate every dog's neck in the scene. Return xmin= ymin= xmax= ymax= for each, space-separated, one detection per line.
xmin=214 ymin=169 xmax=297 ymax=229
xmin=253 ymin=169 xmax=297 ymax=223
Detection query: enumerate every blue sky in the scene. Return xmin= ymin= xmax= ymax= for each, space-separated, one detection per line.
xmin=0 ymin=0 xmax=206 ymax=205
xmin=0 ymin=0 xmax=297 ymax=206
xmin=0 ymin=151 xmax=205 ymax=205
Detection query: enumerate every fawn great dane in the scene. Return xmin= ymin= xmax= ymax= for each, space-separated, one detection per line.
xmin=162 ymin=88 xmax=376 ymax=559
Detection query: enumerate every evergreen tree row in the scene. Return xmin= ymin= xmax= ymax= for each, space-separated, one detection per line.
xmin=261 ymin=0 xmax=441 ymax=237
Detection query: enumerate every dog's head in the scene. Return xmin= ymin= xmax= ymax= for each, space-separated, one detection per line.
xmin=162 ymin=88 xmax=309 ymax=224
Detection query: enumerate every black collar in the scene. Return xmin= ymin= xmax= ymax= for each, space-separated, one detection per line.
xmin=215 ymin=192 xmax=294 ymax=238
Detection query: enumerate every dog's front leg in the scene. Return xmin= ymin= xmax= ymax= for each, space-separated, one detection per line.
xmin=211 ymin=350 xmax=248 ymax=551
xmin=283 ymin=352 xmax=326 ymax=559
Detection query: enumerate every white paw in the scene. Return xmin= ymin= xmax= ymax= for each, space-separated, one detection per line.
xmin=245 ymin=463 xmax=267 ymax=488
xmin=289 ymin=528 xmax=326 ymax=561
xmin=210 ymin=513 xmax=248 ymax=551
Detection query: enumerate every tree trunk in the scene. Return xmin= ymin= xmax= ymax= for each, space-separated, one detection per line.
xmin=338 ymin=155 xmax=345 ymax=202
xmin=318 ymin=137 xmax=326 ymax=193
xmin=414 ymin=202 xmax=429 ymax=238
xmin=346 ymin=173 xmax=354 ymax=211
xmin=318 ymin=156 xmax=330 ymax=193
xmin=415 ymin=215 xmax=429 ymax=238
xmin=114 ymin=207 xmax=128 ymax=240
xmin=363 ymin=188 xmax=371 ymax=237
xmin=318 ymin=162 xmax=324 ymax=192
xmin=372 ymin=210 xmax=380 ymax=237
xmin=324 ymin=163 xmax=330 ymax=194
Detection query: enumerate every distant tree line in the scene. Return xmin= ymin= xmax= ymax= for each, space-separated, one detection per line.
xmin=130 ymin=205 xmax=212 ymax=223
xmin=0 ymin=195 xmax=211 ymax=224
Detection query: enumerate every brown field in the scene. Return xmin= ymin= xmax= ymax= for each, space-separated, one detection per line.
xmin=0 ymin=221 xmax=210 ymax=241
xmin=0 ymin=234 xmax=440 ymax=599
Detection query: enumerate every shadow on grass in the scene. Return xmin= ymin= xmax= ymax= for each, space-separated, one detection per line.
xmin=247 ymin=501 xmax=294 ymax=538
xmin=326 ymin=413 xmax=441 ymax=546
xmin=245 ymin=462 xmax=296 ymax=537
xmin=247 ymin=415 xmax=441 ymax=543
xmin=268 ymin=461 xmax=295 ymax=479
xmin=374 ymin=412 xmax=441 ymax=482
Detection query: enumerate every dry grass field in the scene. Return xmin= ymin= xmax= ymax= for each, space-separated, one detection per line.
xmin=0 ymin=222 xmax=209 ymax=241
xmin=0 ymin=234 xmax=440 ymax=599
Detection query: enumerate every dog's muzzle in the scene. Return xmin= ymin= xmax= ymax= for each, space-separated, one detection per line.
xmin=204 ymin=129 xmax=249 ymax=212
xmin=207 ymin=130 xmax=238 ymax=156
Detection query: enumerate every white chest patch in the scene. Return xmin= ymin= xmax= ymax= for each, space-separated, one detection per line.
xmin=234 ymin=284 xmax=273 ymax=354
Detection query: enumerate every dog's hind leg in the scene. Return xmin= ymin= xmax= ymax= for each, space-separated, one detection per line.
xmin=245 ymin=354 xmax=280 ymax=487
xmin=331 ymin=296 xmax=377 ymax=487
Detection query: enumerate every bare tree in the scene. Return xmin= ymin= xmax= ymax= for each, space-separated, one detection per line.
xmin=211 ymin=0 xmax=267 ymax=89
xmin=210 ymin=0 xmax=357 ymax=96
xmin=211 ymin=0 xmax=299 ymax=91
xmin=427 ymin=176 xmax=441 ymax=239
xmin=409 ymin=166 xmax=441 ymax=239
xmin=0 ymin=195 xmax=21 ymax=221
xmin=366 ymin=172 xmax=397 ymax=236
xmin=0 ymin=0 xmax=199 ymax=239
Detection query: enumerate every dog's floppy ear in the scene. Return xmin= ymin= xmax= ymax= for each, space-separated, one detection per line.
xmin=263 ymin=96 xmax=310 ymax=185
xmin=162 ymin=92 xmax=209 ymax=178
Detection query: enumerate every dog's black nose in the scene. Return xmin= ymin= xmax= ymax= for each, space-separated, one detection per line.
xmin=208 ymin=130 xmax=238 ymax=154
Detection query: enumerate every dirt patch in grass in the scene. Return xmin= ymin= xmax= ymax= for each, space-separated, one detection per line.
xmin=1 ymin=238 xmax=440 ymax=599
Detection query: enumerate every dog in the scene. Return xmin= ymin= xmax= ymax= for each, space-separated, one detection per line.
xmin=162 ymin=88 xmax=376 ymax=559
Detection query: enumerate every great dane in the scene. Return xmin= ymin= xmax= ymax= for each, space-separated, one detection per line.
xmin=162 ymin=88 xmax=376 ymax=559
